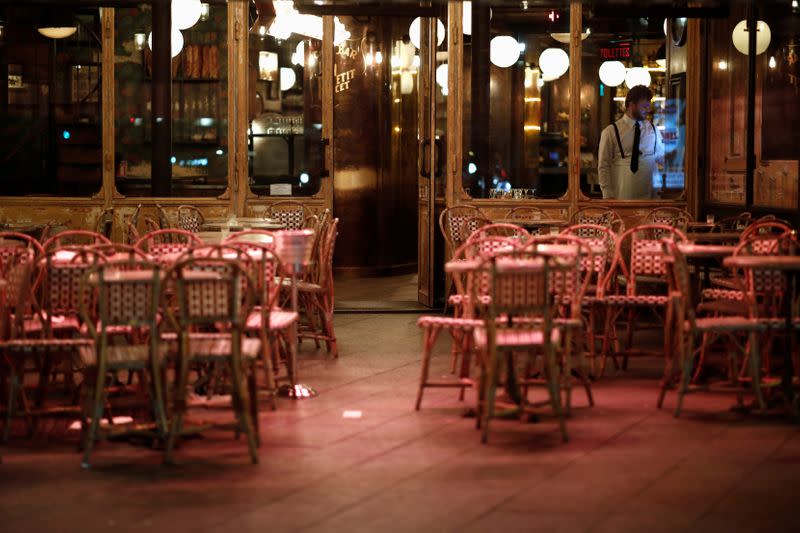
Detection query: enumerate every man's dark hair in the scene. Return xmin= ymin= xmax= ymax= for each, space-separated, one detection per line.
xmin=625 ymin=85 xmax=653 ymax=107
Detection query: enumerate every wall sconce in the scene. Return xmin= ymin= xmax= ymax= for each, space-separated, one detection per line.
xmin=200 ymin=3 xmax=210 ymax=22
xmin=258 ymin=51 xmax=278 ymax=81
xmin=361 ymin=31 xmax=377 ymax=69
xmin=134 ymin=32 xmax=146 ymax=51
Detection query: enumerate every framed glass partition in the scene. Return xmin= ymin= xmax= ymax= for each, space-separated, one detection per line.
xmin=579 ymin=6 xmax=681 ymax=201
xmin=0 ymin=3 xmax=102 ymax=197
xmin=461 ymin=2 xmax=571 ymax=201
xmin=114 ymin=1 xmax=229 ymax=197
xmin=247 ymin=3 xmax=330 ymax=197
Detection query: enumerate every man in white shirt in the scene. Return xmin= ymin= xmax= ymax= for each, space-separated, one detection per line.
xmin=597 ymin=85 xmax=665 ymax=200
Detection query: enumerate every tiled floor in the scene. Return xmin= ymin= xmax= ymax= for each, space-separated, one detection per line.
xmin=2 ymin=313 xmax=799 ymax=532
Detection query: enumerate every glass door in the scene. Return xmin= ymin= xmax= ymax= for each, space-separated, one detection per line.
xmin=417 ymin=13 xmax=447 ymax=307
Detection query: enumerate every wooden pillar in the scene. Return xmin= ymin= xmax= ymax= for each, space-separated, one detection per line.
xmin=151 ymin=0 xmax=172 ymax=197
xmin=744 ymin=0 xmax=756 ymax=208
xmin=470 ymin=5 xmax=490 ymax=177
xmin=568 ymin=0 xmax=582 ymax=212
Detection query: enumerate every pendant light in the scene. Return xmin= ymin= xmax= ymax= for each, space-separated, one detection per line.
xmin=731 ymin=20 xmax=771 ymax=55
xmin=37 ymin=9 xmax=78 ymax=39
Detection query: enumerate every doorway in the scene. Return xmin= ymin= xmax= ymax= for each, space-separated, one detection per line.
xmin=326 ymin=9 xmax=446 ymax=311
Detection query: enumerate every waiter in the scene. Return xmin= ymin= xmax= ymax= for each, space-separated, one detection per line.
xmin=598 ymin=85 xmax=665 ymax=200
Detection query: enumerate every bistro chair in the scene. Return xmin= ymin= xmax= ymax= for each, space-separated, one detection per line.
xmin=237 ymin=242 xmax=296 ymax=405
xmin=644 ymin=207 xmax=692 ymax=235
xmin=1 ymin=248 xmax=103 ymax=440
xmin=177 ymin=205 xmax=205 ymax=233
xmin=560 ymin=224 xmax=619 ymax=374
xmin=162 ymin=255 xmax=261 ymax=464
xmin=740 ymin=220 xmax=793 ymax=240
xmin=297 ymin=218 xmax=340 ymax=357
xmin=93 ymin=208 xmax=114 ymax=240
xmin=0 ymin=231 xmax=46 ymax=268
xmin=134 ymin=229 xmax=203 ymax=262
xmin=523 ymin=235 xmax=596 ymax=412
xmin=660 ymin=240 xmax=776 ymax=416
xmin=440 ymin=206 xmax=484 ymax=311
xmin=266 ymin=201 xmax=312 ymax=230
xmin=155 ymin=204 xmax=172 ymax=230
xmin=570 ymin=207 xmax=625 ymax=234
xmin=472 ymin=251 xmax=568 ymax=444
xmin=42 ymin=230 xmax=111 ymax=252
xmin=78 ymin=259 xmax=169 ymax=468
xmin=143 ymin=215 xmax=161 ymax=236
xmin=89 ymin=243 xmax=151 ymax=263
xmin=125 ymin=205 xmax=143 ymax=245
xmin=599 ymin=224 xmax=688 ymax=376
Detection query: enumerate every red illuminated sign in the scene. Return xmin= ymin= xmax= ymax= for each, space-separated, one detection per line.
xmin=599 ymin=44 xmax=631 ymax=60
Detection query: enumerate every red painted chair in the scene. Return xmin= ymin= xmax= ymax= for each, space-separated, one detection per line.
xmin=134 ymin=229 xmax=203 ymax=263
xmin=599 ymin=224 xmax=688 ymax=376
xmin=0 ymin=248 xmax=103 ymax=440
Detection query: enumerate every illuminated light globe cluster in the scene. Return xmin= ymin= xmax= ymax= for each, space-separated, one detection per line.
xmin=624 ymin=66 xmax=651 ymax=89
xmin=490 ymin=35 xmax=521 ymax=68
xmin=409 ymin=17 xmax=446 ymax=49
xmin=598 ymin=60 xmax=626 ymax=87
xmin=538 ymin=47 xmax=569 ymax=80
xmin=731 ymin=20 xmax=771 ymax=55
xmin=147 ymin=0 xmax=203 ymax=57
xmin=280 ymin=67 xmax=297 ymax=91
xmin=173 ymin=0 xmax=202 ymax=30
xmin=148 ymin=26 xmax=185 ymax=58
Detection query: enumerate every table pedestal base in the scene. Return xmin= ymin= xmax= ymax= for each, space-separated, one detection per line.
xmin=278 ymin=383 xmax=318 ymax=399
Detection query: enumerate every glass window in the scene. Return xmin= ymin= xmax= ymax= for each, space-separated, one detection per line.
xmin=114 ymin=2 xmax=228 ymax=197
xmin=707 ymin=5 xmax=748 ymax=206
xmin=247 ymin=7 xmax=325 ymax=197
xmin=754 ymin=2 xmax=799 ymax=209
xmin=462 ymin=2 xmax=570 ymax=200
xmin=580 ymin=6 xmax=680 ymax=200
xmin=0 ymin=4 xmax=102 ymax=196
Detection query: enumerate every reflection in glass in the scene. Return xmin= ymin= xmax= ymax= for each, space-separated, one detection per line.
xmin=0 ymin=4 xmax=101 ymax=196
xmin=580 ymin=11 xmax=681 ymax=200
xmin=462 ymin=3 xmax=571 ymax=200
xmin=114 ymin=3 xmax=228 ymax=197
xmin=248 ymin=27 xmax=323 ymax=197
xmin=755 ymin=2 xmax=800 ymax=209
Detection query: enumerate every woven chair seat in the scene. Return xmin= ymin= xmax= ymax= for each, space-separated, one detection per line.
xmin=161 ymin=333 xmax=260 ymax=360
xmin=710 ymin=275 xmax=738 ymax=290
xmin=0 ymin=337 xmax=92 ymax=352
xmin=696 ymin=299 xmax=749 ymax=317
xmin=78 ymin=342 xmax=170 ymax=367
xmin=417 ymin=315 xmax=483 ymax=331
xmin=473 ymin=326 xmax=561 ymax=348
xmin=246 ymin=309 xmax=299 ymax=331
xmin=447 ymin=294 xmax=492 ymax=307
xmin=24 ymin=314 xmax=81 ymax=334
xmin=689 ymin=317 xmax=769 ymax=333
xmin=604 ymin=294 xmax=669 ymax=306
xmin=701 ymin=288 xmax=744 ymax=301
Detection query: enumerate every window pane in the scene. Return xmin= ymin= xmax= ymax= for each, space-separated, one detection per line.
xmin=754 ymin=3 xmax=799 ymax=209
xmin=462 ymin=3 xmax=570 ymax=200
xmin=580 ymin=8 xmax=678 ymax=200
xmin=114 ymin=3 xmax=228 ymax=197
xmin=0 ymin=5 xmax=102 ymax=196
xmin=248 ymin=23 xmax=323 ymax=197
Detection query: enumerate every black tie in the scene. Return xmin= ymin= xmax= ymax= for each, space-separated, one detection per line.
xmin=630 ymin=121 xmax=641 ymax=173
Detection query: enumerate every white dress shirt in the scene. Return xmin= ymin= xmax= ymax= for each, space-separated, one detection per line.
xmin=597 ymin=114 xmax=665 ymax=200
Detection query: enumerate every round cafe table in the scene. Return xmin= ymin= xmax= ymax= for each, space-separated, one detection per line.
xmin=686 ymin=231 xmax=742 ymax=244
xmin=723 ymin=255 xmax=800 ymax=416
